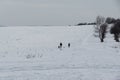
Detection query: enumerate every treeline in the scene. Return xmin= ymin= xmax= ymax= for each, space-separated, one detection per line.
xmin=76 ymin=16 xmax=120 ymax=26
xmin=76 ymin=22 xmax=96 ymax=26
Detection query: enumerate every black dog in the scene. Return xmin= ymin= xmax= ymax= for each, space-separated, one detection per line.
xmin=58 ymin=42 xmax=62 ymax=49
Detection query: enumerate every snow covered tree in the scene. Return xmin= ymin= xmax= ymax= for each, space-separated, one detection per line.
xmin=106 ymin=17 xmax=116 ymax=24
xmin=94 ymin=16 xmax=105 ymax=37
xmin=96 ymin=16 xmax=105 ymax=27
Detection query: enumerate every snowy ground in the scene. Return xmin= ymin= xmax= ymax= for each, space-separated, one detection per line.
xmin=0 ymin=25 xmax=120 ymax=80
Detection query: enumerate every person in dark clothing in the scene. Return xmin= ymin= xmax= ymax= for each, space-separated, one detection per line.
xmin=60 ymin=42 xmax=62 ymax=47
xmin=68 ymin=43 xmax=70 ymax=48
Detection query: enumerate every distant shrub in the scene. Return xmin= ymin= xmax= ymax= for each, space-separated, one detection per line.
xmin=26 ymin=54 xmax=36 ymax=59
xmin=105 ymin=17 xmax=116 ymax=24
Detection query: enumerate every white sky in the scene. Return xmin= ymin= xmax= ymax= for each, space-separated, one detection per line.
xmin=0 ymin=0 xmax=119 ymax=26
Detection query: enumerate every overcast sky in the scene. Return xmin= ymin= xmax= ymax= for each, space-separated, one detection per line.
xmin=0 ymin=0 xmax=119 ymax=26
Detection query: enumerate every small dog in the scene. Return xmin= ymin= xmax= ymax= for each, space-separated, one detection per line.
xmin=58 ymin=42 xmax=62 ymax=49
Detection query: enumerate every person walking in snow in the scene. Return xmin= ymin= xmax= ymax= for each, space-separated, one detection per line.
xmin=68 ymin=43 xmax=70 ymax=48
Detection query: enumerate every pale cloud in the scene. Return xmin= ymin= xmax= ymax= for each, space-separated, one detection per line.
xmin=0 ymin=0 xmax=119 ymax=26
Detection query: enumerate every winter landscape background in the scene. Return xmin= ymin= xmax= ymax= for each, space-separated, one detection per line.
xmin=0 ymin=25 xmax=120 ymax=80
xmin=0 ymin=0 xmax=120 ymax=80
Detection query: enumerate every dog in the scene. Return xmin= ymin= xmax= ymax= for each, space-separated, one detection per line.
xmin=58 ymin=42 xmax=62 ymax=49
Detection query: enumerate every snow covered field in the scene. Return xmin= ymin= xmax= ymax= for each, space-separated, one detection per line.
xmin=0 ymin=25 xmax=120 ymax=80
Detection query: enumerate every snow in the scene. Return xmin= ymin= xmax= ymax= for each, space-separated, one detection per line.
xmin=0 ymin=25 xmax=120 ymax=80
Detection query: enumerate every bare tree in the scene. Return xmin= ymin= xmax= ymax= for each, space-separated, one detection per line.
xmin=96 ymin=16 xmax=105 ymax=27
xmin=94 ymin=16 xmax=105 ymax=37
